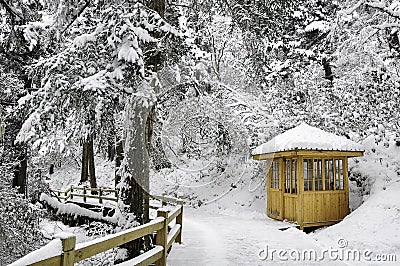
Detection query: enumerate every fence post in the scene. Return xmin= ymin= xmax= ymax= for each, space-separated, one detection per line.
xmin=70 ymin=186 xmax=73 ymax=200
xmin=176 ymin=202 xmax=183 ymax=244
xmin=156 ymin=209 xmax=168 ymax=266
xmin=83 ymin=187 xmax=87 ymax=203
xmin=99 ymin=188 xmax=102 ymax=204
xmin=161 ymin=193 xmax=167 ymax=207
xmin=61 ymin=235 xmax=76 ymax=266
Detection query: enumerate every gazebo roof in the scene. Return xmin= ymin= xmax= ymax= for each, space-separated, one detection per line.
xmin=252 ymin=122 xmax=364 ymax=156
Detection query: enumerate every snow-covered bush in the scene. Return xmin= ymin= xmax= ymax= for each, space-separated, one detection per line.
xmin=0 ymin=167 xmax=45 ymax=265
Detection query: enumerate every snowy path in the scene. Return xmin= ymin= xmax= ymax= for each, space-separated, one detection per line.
xmin=167 ymin=208 xmax=345 ymax=265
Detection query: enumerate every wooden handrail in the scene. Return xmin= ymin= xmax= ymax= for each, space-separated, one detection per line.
xmin=31 ymin=255 xmax=62 ymax=266
xmin=49 ymin=186 xmax=119 ymax=204
xmin=50 ymin=186 xmax=184 ymax=210
xmin=74 ymin=218 xmax=165 ymax=262
xmin=150 ymin=194 xmax=183 ymax=205
xmin=167 ymin=224 xmax=181 ymax=250
xmin=18 ymin=204 xmax=184 ymax=266
xmin=167 ymin=206 xmax=181 ymax=223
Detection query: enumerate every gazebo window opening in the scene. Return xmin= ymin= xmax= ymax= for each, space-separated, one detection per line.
xmin=284 ymin=159 xmax=298 ymax=194
xmin=325 ymin=159 xmax=334 ymax=190
xmin=335 ymin=159 xmax=344 ymax=190
xmin=291 ymin=160 xmax=297 ymax=194
xmin=284 ymin=160 xmax=290 ymax=193
xmin=304 ymin=159 xmax=313 ymax=191
xmin=314 ymin=159 xmax=323 ymax=190
xmin=271 ymin=161 xmax=280 ymax=189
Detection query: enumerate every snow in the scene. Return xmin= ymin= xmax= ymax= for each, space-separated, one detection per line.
xmin=15 ymin=110 xmax=40 ymax=143
xmin=39 ymin=219 xmax=90 ymax=245
xmin=73 ymin=23 xmax=103 ymax=48
xmin=252 ymin=122 xmax=364 ymax=155
xmin=29 ymin=124 xmax=399 ymax=265
xmin=314 ymin=181 xmax=400 ymax=264
xmin=168 ymin=192 xmax=400 ymax=265
xmin=40 ymin=193 xmax=118 ymax=224
xmin=157 ymin=121 xmax=400 ymax=265
xmin=305 ymin=20 xmax=330 ymax=32
xmin=46 ymin=156 xmax=115 ymax=190
xmin=293 ymin=10 xmax=303 ymax=18
xmin=167 ymin=224 xmax=181 ymax=244
xmin=78 ymin=70 xmax=108 ymax=91
xmin=168 ymin=208 xmax=338 ymax=265
xmin=9 ymin=239 xmax=62 ymax=266
xmin=53 ymin=231 xmax=75 ymax=240
xmin=118 ymin=41 xmax=140 ymax=63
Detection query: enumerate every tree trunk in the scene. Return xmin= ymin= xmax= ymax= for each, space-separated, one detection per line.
xmin=146 ymin=0 xmax=165 ymax=17
xmin=80 ymin=142 xmax=89 ymax=183
xmin=115 ymin=139 xmax=124 ymax=187
xmin=13 ymin=153 xmax=27 ymax=195
xmin=107 ymin=142 xmax=115 ymax=161
xmin=120 ymin=0 xmax=164 ymax=259
xmin=88 ymin=138 xmax=97 ymax=192
xmin=107 ymin=131 xmax=116 ymax=161
xmin=120 ymin=81 xmax=154 ymax=258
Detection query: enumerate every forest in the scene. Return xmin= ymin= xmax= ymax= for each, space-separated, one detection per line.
xmin=1 ymin=0 xmax=400 ymax=265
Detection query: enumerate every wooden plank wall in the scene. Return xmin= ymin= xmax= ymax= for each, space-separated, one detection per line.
xmin=302 ymin=191 xmax=348 ymax=223
xmin=266 ymin=155 xmax=351 ymax=228
xmin=283 ymin=195 xmax=298 ymax=222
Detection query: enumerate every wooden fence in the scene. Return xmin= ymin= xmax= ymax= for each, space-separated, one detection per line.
xmin=49 ymin=187 xmax=183 ymax=207
xmin=50 ymin=186 xmax=119 ymax=204
xmin=27 ymin=195 xmax=183 ymax=266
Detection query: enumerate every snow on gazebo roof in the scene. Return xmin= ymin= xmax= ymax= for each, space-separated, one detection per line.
xmin=252 ymin=122 xmax=364 ymax=155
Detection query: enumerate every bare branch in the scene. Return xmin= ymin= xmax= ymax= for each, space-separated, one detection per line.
xmin=372 ymin=23 xmax=400 ymax=30
xmin=338 ymin=0 xmax=364 ymax=16
xmin=167 ymin=2 xmax=191 ymax=9
xmin=0 ymin=0 xmax=24 ymax=20
xmin=366 ymin=1 xmax=400 ymax=20
xmin=61 ymin=0 xmax=91 ymax=34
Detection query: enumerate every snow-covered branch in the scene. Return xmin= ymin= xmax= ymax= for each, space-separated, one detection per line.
xmin=366 ymin=1 xmax=400 ymax=19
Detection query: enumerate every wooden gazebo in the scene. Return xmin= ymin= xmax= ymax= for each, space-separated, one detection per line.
xmin=252 ymin=123 xmax=364 ymax=229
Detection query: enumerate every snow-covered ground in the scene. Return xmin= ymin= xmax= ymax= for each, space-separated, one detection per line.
xmin=168 ymin=188 xmax=399 ymax=265
xmin=35 ymin=135 xmax=400 ymax=265
xmin=164 ymin=135 xmax=400 ymax=265
xmin=314 ymin=180 xmax=400 ymax=264
xmin=168 ymin=208 xmax=340 ymax=265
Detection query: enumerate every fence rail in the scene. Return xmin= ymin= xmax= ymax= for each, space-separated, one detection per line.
xmin=50 ymin=186 xmax=119 ymax=204
xmin=25 ymin=191 xmax=183 ymax=266
xmin=50 ymin=186 xmax=183 ymax=208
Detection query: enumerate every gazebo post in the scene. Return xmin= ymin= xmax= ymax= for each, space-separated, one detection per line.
xmin=279 ymin=157 xmax=284 ymax=220
xmin=344 ymin=158 xmax=350 ymax=215
xmin=297 ymin=155 xmax=304 ymax=229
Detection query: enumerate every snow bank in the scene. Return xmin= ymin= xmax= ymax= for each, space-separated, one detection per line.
xmin=9 ymin=239 xmax=62 ymax=266
xmin=315 ymin=181 xmax=400 ymax=258
xmin=252 ymin=122 xmax=364 ymax=155
xmin=151 ymin=155 xmax=268 ymax=220
xmin=40 ymin=193 xmax=117 ymax=224
xmin=305 ymin=20 xmax=330 ymax=32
